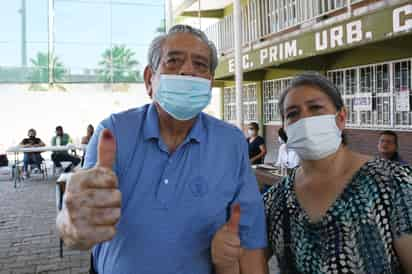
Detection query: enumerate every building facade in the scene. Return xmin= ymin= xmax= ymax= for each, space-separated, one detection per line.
xmin=175 ymin=0 xmax=412 ymax=163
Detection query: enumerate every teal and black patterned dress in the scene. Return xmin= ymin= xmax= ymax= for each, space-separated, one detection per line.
xmin=263 ymin=159 xmax=412 ymax=274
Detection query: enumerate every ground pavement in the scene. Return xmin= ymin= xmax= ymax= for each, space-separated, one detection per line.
xmin=0 ymin=169 xmax=278 ymax=274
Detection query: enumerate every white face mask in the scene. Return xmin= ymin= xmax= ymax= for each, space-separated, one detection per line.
xmin=285 ymin=114 xmax=342 ymax=160
xmin=247 ymin=129 xmax=255 ymax=137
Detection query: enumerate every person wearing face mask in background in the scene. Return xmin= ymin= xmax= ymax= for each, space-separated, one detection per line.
xmin=56 ymin=25 xmax=267 ymax=274
xmin=211 ymin=73 xmax=412 ymax=274
xmin=275 ymin=127 xmax=299 ymax=176
xmin=19 ymin=128 xmax=45 ymax=178
xmin=247 ymin=122 xmax=267 ymax=165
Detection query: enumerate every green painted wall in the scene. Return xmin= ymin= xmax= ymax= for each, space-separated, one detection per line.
xmin=181 ymin=9 xmax=224 ymax=18
xmin=264 ymin=68 xmax=309 ymax=80
xmin=223 ymin=0 xmax=250 ymax=16
xmin=329 ymin=35 xmax=412 ymax=69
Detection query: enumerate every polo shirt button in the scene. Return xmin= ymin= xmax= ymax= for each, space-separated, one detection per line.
xmin=164 ymin=179 xmax=169 ymax=184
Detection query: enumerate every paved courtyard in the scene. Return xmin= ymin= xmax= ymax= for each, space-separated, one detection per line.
xmin=0 ymin=171 xmax=89 ymax=274
xmin=0 ymin=168 xmax=278 ymax=274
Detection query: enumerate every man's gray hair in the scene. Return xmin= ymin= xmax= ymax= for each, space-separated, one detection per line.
xmin=147 ymin=24 xmax=218 ymax=73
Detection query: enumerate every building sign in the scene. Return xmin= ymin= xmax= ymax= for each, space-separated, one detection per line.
xmin=354 ymin=94 xmax=373 ymax=112
xmin=216 ymin=3 xmax=412 ymax=78
xmin=396 ymin=88 xmax=410 ymax=112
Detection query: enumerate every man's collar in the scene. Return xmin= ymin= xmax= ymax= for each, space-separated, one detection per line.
xmin=143 ymin=103 xmax=161 ymax=140
xmin=143 ymin=103 xmax=206 ymax=143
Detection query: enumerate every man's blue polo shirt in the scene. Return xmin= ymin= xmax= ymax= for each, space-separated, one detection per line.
xmin=84 ymin=103 xmax=267 ymax=274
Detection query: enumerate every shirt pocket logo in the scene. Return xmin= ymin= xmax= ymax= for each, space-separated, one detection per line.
xmin=189 ymin=176 xmax=208 ymax=197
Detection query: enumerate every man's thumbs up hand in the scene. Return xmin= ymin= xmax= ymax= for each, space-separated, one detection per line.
xmin=211 ymin=204 xmax=243 ymax=270
xmin=56 ymin=129 xmax=122 ymax=250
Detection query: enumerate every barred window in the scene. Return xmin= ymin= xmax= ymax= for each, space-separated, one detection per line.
xmin=263 ymin=78 xmax=291 ymax=124
xmin=327 ymin=59 xmax=412 ymax=130
xmin=223 ymin=84 xmax=258 ymax=123
xmin=223 ymin=86 xmax=236 ymax=122
xmin=394 ymin=60 xmax=412 ymax=128
xmin=243 ymin=84 xmax=258 ymax=122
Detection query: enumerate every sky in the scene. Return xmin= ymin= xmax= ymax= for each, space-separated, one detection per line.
xmin=0 ymin=0 xmax=165 ymax=73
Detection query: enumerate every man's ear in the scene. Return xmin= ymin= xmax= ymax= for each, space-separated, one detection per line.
xmin=144 ymin=66 xmax=154 ymax=99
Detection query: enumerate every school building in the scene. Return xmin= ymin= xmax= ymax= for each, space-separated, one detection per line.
xmin=175 ymin=0 xmax=412 ymax=163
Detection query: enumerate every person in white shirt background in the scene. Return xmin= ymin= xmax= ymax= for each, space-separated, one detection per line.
xmin=276 ymin=127 xmax=300 ymax=176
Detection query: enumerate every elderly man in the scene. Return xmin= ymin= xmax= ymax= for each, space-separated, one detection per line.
xmin=56 ymin=25 xmax=267 ymax=274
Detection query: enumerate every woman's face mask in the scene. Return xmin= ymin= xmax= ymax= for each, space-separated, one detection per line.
xmin=285 ymin=114 xmax=342 ymax=160
xmin=247 ymin=129 xmax=256 ymax=137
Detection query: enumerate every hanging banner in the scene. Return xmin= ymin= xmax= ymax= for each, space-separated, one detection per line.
xmin=354 ymin=93 xmax=373 ymax=111
xmin=396 ymin=88 xmax=410 ymax=112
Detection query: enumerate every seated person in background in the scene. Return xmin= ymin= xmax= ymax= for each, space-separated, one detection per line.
xmin=19 ymin=128 xmax=45 ymax=177
xmin=81 ymin=124 xmax=94 ymax=145
xmin=247 ymin=122 xmax=267 ymax=164
xmin=276 ymin=127 xmax=300 ymax=174
xmin=80 ymin=124 xmax=94 ymax=166
xmin=378 ymin=130 xmax=408 ymax=165
xmin=51 ymin=126 xmax=80 ymax=173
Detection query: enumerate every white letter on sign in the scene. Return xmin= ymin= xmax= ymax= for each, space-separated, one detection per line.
xmin=393 ymin=4 xmax=412 ymax=33
xmin=315 ymin=30 xmax=328 ymax=51
xmin=285 ymin=40 xmax=297 ymax=58
xmin=269 ymin=45 xmax=278 ymax=62
xmin=260 ymin=48 xmax=268 ymax=65
xmin=330 ymin=26 xmax=344 ymax=48
xmin=346 ymin=20 xmax=363 ymax=44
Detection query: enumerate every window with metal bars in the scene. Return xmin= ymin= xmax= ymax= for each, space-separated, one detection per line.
xmin=327 ymin=59 xmax=412 ymax=130
xmin=223 ymin=84 xmax=258 ymax=123
xmin=394 ymin=60 xmax=412 ymax=128
xmin=263 ymin=78 xmax=291 ymax=124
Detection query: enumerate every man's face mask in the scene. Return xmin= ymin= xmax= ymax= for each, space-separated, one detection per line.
xmin=285 ymin=114 xmax=342 ymax=160
xmin=153 ymin=74 xmax=211 ymax=121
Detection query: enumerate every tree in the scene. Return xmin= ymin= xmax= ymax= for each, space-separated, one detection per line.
xmin=30 ymin=52 xmax=66 ymax=82
xmin=98 ymin=45 xmax=141 ymax=83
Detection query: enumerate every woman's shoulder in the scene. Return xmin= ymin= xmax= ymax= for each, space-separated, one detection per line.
xmin=257 ymin=136 xmax=265 ymax=143
xmin=263 ymin=175 xmax=294 ymax=212
xmin=360 ymin=158 xmax=411 ymax=176
xmin=356 ymin=158 xmax=412 ymax=190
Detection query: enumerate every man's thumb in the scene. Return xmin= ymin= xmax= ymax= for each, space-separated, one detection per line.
xmin=97 ymin=129 xmax=116 ymax=169
xmin=227 ymin=204 xmax=241 ymax=234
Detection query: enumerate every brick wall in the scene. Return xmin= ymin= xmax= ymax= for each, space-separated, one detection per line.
xmin=264 ymin=125 xmax=412 ymax=164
